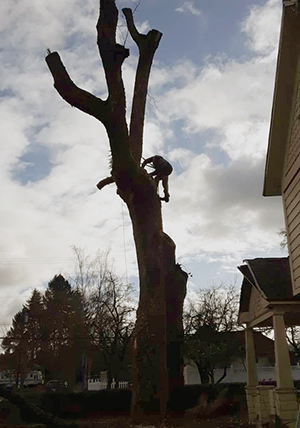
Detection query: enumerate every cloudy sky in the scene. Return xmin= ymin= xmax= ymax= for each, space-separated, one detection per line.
xmin=0 ymin=0 xmax=286 ymax=325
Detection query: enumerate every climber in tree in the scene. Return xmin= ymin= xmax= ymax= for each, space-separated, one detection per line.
xmin=142 ymin=155 xmax=173 ymax=202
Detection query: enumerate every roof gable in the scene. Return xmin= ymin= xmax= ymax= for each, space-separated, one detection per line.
xmin=244 ymin=257 xmax=293 ymax=300
xmin=238 ymin=257 xmax=294 ymax=323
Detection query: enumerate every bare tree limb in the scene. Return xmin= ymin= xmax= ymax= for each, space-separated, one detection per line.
xmin=122 ymin=8 xmax=146 ymax=45
xmin=96 ymin=1 xmax=129 ymax=107
xmin=45 ymin=52 xmax=108 ymax=123
xmin=122 ymin=8 xmax=162 ymax=163
xmin=95 ymin=0 xmax=132 ymax=173
xmin=96 ymin=176 xmax=115 ymax=190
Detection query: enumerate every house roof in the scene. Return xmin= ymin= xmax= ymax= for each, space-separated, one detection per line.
xmin=244 ymin=257 xmax=294 ymax=300
xmin=263 ymin=5 xmax=300 ymax=196
xmin=238 ymin=257 xmax=300 ymax=327
xmin=238 ymin=257 xmax=294 ymax=313
xmin=231 ymin=330 xmax=275 ymax=358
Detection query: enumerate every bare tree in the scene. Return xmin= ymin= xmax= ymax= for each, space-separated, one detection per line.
xmin=88 ymin=271 xmax=136 ymax=388
xmin=45 ymin=0 xmax=187 ymax=418
xmin=71 ymin=246 xmax=113 ymax=297
xmin=184 ymin=283 xmax=243 ymax=384
xmin=286 ymin=326 xmax=300 ymax=362
xmin=185 ymin=283 xmax=240 ymax=333
xmin=278 ymin=228 xmax=288 ymax=251
xmin=70 ymin=246 xmax=136 ymax=387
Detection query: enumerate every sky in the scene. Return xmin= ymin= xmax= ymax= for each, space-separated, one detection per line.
xmin=0 ymin=0 xmax=287 ymax=326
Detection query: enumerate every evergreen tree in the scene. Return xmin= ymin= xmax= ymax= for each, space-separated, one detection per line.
xmin=1 ymin=276 xmax=88 ymax=387
xmin=2 ymin=307 xmax=29 ymax=385
xmin=43 ymin=274 xmax=88 ymax=385
xmin=24 ymin=289 xmax=45 ymax=366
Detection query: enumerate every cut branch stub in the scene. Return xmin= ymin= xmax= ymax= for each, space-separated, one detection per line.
xmin=45 ymin=52 xmax=108 ymax=123
xmin=96 ymin=176 xmax=115 ymax=190
xmin=122 ymin=8 xmax=162 ymax=52
xmin=122 ymin=8 xmax=146 ymax=46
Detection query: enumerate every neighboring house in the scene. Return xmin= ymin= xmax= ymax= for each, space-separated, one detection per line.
xmin=183 ymin=330 xmax=287 ymax=385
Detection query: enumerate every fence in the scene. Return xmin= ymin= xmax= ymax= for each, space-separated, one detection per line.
xmin=89 ymin=366 xmax=300 ymax=389
xmin=214 ymin=366 xmax=300 ymax=384
xmin=88 ymin=378 xmax=129 ymax=391
xmin=184 ymin=365 xmax=300 ymax=385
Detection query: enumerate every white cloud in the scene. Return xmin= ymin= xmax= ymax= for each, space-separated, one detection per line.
xmin=0 ymin=0 xmax=285 ymax=324
xmin=175 ymin=1 xmax=203 ymax=16
xmin=0 ymin=0 xmax=97 ymax=51
xmin=241 ymin=0 xmax=281 ymax=55
xmin=149 ymin=1 xmax=281 ymax=168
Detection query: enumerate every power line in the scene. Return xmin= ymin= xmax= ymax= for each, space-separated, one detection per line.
xmin=0 ymin=258 xmax=73 ymax=265
xmin=0 ymin=255 xmax=137 ymax=266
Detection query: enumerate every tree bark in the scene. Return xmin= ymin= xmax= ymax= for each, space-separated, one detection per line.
xmin=196 ymin=362 xmax=210 ymax=385
xmin=45 ymin=0 xmax=187 ymax=419
xmin=216 ymin=367 xmax=227 ymax=384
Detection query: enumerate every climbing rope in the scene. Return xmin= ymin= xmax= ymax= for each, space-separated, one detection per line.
xmin=121 ymin=201 xmax=129 ymax=285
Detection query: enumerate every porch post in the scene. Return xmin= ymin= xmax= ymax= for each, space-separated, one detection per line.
xmin=273 ymin=312 xmax=298 ymax=427
xmin=245 ymin=327 xmax=258 ymax=424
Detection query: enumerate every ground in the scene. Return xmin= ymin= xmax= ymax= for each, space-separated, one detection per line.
xmin=77 ymin=405 xmax=252 ymax=428
xmin=0 ymin=407 xmax=252 ymax=428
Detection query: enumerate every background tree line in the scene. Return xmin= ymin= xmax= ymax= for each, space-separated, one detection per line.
xmin=1 ymin=249 xmax=245 ymax=388
xmin=0 ymin=248 xmax=136 ymax=389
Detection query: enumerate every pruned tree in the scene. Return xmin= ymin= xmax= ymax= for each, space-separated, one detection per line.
xmin=45 ymin=0 xmax=187 ymax=418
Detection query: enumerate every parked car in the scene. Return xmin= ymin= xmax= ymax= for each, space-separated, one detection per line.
xmin=46 ymin=380 xmax=68 ymax=392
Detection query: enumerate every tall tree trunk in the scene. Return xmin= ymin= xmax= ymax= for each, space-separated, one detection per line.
xmin=120 ymin=186 xmax=187 ymax=416
xmin=196 ymin=362 xmax=210 ymax=385
xmin=45 ymin=0 xmax=187 ymax=419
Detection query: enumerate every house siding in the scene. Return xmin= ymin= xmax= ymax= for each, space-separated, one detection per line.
xmin=283 ymin=54 xmax=300 ymax=296
xmin=285 ymin=72 xmax=300 ymax=175
xmin=247 ymin=284 xmax=268 ymax=322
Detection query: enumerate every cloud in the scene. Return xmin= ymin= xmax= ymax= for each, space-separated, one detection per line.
xmin=0 ymin=0 xmax=98 ymax=51
xmin=147 ymin=0 xmax=284 ymax=271
xmin=148 ymin=0 xmax=281 ymax=167
xmin=0 ymin=0 xmax=284 ymax=324
xmin=175 ymin=1 xmax=203 ymax=16
xmin=241 ymin=0 xmax=281 ymax=55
